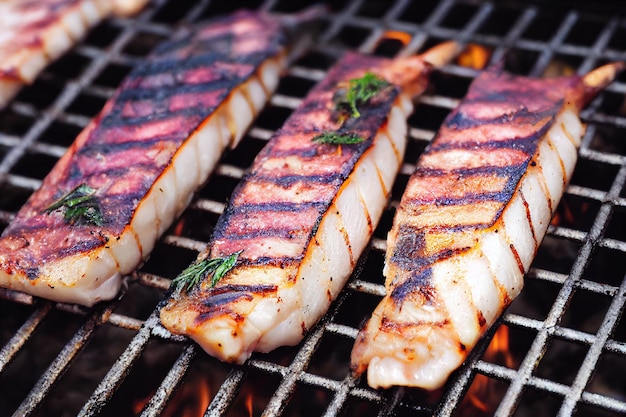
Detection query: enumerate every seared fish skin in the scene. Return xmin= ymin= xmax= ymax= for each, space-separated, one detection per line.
xmin=350 ymin=63 xmax=623 ymax=390
xmin=0 ymin=0 xmax=148 ymax=109
xmin=0 ymin=10 xmax=296 ymax=306
xmin=160 ymin=44 xmax=458 ymax=364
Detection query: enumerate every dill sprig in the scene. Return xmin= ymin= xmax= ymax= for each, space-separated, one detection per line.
xmin=312 ymin=132 xmax=365 ymax=145
xmin=172 ymin=250 xmax=242 ymax=294
xmin=44 ymin=183 xmax=104 ymax=226
xmin=335 ymin=72 xmax=391 ymax=118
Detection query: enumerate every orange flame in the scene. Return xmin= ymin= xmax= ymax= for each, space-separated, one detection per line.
xmin=381 ymin=30 xmax=412 ymax=46
xmin=457 ymin=44 xmax=491 ymax=70
xmin=133 ymin=377 xmax=211 ymax=417
xmin=166 ymin=377 xmax=211 ymax=417
xmin=551 ymin=199 xmax=590 ymax=227
xmin=173 ymin=217 xmax=186 ymax=237
xmin=460 ymin=325 xmax=515 ymax=416
xmin=246 ymin=393 xmax=254 ymax=417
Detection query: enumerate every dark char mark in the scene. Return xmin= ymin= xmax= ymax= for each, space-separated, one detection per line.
xmin=408 ymin=189 xmax=513 ymax=206
xmin=409 ymin=169 xmax=524 ymax=207
xmin=238 ymin=256 xmax=303 ymax=268
xmin=254 ymin=173 xmax=344 ymax=188
xmin=414 ymin=162 xmax=528 ymax=183
xmin=429 ymin=119 xmax=554 ymax=154
xmin=128 ymin=46 xmax=272 ymax=81
xmin=225 ymin=201 xmax=327 ymax=215
xmin=114 ymin=77 xmax=237 ymax=106
xmin=197 ymin=284 xmax=278 ymax=321
xmin=389 ymin=224 xmax=476 ymax=271
xmin=446 ymin=101 xmax=558 ymax=130
xmin=67 ymin=159 xmax=169 ymax=187
xmin=390 ymin=267 xmax=438 ymax=305
xmin=212 ymin=201 xmax=326 ymax=241
xmin=76 ymin=134 xmax=187 ymax=157
xmin=100 ymin=106 xmax=209 ymax=130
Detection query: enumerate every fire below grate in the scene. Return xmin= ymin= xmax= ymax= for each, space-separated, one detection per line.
xmin=0 ymin=0 xmax=625 ymax=416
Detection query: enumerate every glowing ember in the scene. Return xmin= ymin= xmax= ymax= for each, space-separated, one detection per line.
xmin=380 ymin=30 xmax=412 ymax=46
xmin=457 ymin=44 xmax=491 ymax=69
xmin=542 ymin=60 xmax=576 ymax=77
xmin=133 ymin=376 xmax=211 ymax=417
xmin=459 ymin=325 xmax=515 ymax=416
xmin=246 ymin=393 xmax=254 ymax=417
xmin=173 ymin=217 xmax=186 ymax=236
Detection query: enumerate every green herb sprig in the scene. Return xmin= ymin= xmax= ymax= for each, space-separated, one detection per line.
xmin=312 ymin=132 xmax=365 ymax=145
xmin=335 ymin=72 xmax=391 ymax=118
xmin=172 ymin=250 xmax=242 ymax=294
xmin=44 ymin=183 xmax=104 ymax=226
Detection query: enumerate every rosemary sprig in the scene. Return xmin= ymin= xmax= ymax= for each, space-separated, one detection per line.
xmin=335 ymin=72 xmax=391 ymax=118
xmin=44 ymin=183 xmax=104 ymax=226
xmin=172 ymin=250 xmax=242 ymax=294
xmin=312 ymin=132 xmax=365 ymax=145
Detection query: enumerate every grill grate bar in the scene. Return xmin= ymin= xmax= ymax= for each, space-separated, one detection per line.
xmin=527 ymin=11 xmax=578 ymax=77
xmin=15 ymin=300 xmax=119 ymax=417
xmin=496 ymin=180 xmax=625 ymax=413
xmin=205 ymin=368 xmax=247 ymax=417
xmin=0 ymin=303 xmax=52 ymax=373
xmin=259 ymin=292 xmax=354 ymax=416
xmin=578 ymin=16 xmax=621 ymax=75
xmin=139 ymin=344 xmax=197 ymax=417
xmin=559 ymin=274 xmax=626 ymax=415
xmin=78 ymin=312 xmax=160 ymax=417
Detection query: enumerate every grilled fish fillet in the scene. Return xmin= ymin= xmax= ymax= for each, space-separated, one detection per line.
xmin=160 ymin=43 xmax=460 ymax=364
xmin=0 ymin=0 xmax=149 ymax=109
xmin=0 ymin=9 xmax=316 ymax=306
xmin=350 ymin=62 xmax=624 ymax=390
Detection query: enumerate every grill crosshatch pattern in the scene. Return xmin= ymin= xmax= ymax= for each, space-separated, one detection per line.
xmin=0 ymin=0 xmax=625 ymax=416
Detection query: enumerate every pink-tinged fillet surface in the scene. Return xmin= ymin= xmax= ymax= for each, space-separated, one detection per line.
xmin=0 ymin=10 xmax=297 ymax=306
xmin=350 ymin=63 xmax=623 ymax=390
xmin=159 ymin=44 xmax=460 ymax=363
xmin=0 ymin=0 xmax=149 ymax=109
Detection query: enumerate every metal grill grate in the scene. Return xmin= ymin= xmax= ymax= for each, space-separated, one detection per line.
xmin=0 ymin=0 xmax=625 ymax=416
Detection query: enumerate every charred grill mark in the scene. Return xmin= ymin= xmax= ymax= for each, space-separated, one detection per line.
xmin=100 ymin=106 xmax=211 ymax=130
xmin=477 ymin=310 xmax=486 ymax=328
xmin=448 ymin=102 xmax=558 ymax=126
xmin=429 ymin=133 xmax=548 ymax=154
xmin=356 ymin=186 xmax=374 ymax=233
xmin=195 ymin=285 xmax=278 ymax=323
xmin=218 ymin=228 xmax=308 ymax=241
xmin=201 ymin=283 xmax=278 ymax=300
xmin=213 ymin=202 xmax=323 ymax=241
xmin=390 ymin=268 xmax=436 ymax=305
xmin=390 ymin=226 xmax=470 ymax=272
xmin=407 ymin=190 xmax=512 ymax=206
xmin=238 ymin=256 xmax=302 ymax=268
xmin=115 ymin=78 xmax=237 ymax=105
xmin=224 ymin=201 xmax=326 ymax=215
xmin=417 ymin=153 xmax=534 ymax=176
xmin=393 ymin=246 xmax=466 ymax=276
xmin=336 ymin=212 xmax=354 ymax=265
xmin=253 ymin=173 xmax=344 ymax=188
xmin=76 ymin=135 xmax=185 ymax=157
xmin=260 ymin=145 xmax=320 ymax=160
xmin=519 ymin=189 xmax=538 ymax=250
xmin=431 ymin=108 xmax=555 ymax=150
xmin=26 ymin=268 xmax=39 ymax=280
xmin=380 ymin=315 xmax=448 ymax=333
xmin=508 ymin=243 xmax=525 ymax=275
